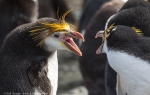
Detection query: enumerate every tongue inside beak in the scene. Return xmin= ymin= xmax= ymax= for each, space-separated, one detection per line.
xmin=63 ymin=32 xmax=84 ymax=56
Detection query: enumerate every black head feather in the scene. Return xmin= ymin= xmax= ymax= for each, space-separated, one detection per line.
xmin=106 ymin=25 xmax=150 ymax=62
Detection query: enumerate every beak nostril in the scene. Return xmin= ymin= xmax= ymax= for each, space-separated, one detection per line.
xmin=70 ymin=32 xmax=76 ymax=36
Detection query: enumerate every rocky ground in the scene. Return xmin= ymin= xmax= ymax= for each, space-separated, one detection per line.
xmin=57 ymin=0 xmax=88 ymax=95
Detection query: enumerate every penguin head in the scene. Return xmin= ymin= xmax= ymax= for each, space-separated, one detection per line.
xmin=30 ymin=10 xmax=84 ymax=56
xmin=95 ymin=25 xmax=143 ymax=54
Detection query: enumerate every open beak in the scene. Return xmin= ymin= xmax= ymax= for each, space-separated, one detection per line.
xmin=96 ymin=43 xmax=104 ymax=54
xmin=95 ymin=30 xmax=104 ymax=38
xmin=61 ymin=31 xmax=84 ymax=56
xmin=95 ymin=30 xmax=104 ymax=54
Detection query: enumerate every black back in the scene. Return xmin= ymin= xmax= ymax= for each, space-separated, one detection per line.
xmin=0 ymin=18 xmax=60 ymax=94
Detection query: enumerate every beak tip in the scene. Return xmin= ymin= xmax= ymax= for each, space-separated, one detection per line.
xmin=80 ymin=52 xmax=82 ymax=56
xmin=78 ymin=53 xmax=82 ymax=56
xmin=82 ymin=39 xmax=85 ymax=42
xmin=95 ymin=30 xmax=104 ymax=38
xmin=96 ymin=51 xmax=99 ymax=54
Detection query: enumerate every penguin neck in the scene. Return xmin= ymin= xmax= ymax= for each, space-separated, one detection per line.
xmin=47 ymin=50 xmax=58 ymax=95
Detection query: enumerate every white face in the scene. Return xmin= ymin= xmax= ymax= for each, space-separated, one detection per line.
xmin=44 ymin=32 xmax=70 ymax=52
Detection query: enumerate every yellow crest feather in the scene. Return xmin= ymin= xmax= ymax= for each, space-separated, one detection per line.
xmin=102 ymin=23 xmax=115 ymax=41
xmin=132 ymin=27 xmax=143 ymax=36
xmin=30 ymin=9 xmax=74 ymax=47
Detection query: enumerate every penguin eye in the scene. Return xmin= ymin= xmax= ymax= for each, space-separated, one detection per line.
xmin=54 ymin=34 xmax=60 ymax=38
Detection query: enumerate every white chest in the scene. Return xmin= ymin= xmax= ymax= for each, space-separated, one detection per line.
xmin=34 ymin=51 xmax=58 ymax=95
xmin=47 ymin=51 xmax=58 ymax=95
xmin=107 ymin=50 xmax=150 ymax=95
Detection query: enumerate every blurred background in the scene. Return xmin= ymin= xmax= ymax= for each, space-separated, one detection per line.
xmin=58 ymin=0 xmax=124 ymax=95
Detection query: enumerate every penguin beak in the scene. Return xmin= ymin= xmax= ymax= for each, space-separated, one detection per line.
xmin=61 ymin=31 xmax=84 ymax=56
xmin=95 ymin=30 xmax=104 ymax=54
xmin=95 ymin=30 xmax=104 ymax=38
xmin=96 ymin=43 xmax=104 ymax=54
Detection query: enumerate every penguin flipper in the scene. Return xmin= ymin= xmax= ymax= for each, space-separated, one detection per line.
xmin=105 ymin=62 xmax=117 ymax=95
xmin=27 ymin=60 xmax=51 ymax=94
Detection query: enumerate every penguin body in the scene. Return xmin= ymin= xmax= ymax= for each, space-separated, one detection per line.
xmin=0 ymin=18 xmax=84 ymax=95
xmin=79 ymin=1 xmax=124 ymax=95
xmin=0 ymin=19 xmax=52 ymax=94
xmin=101 ymin=0 xmax=150 ymax=95
xmin=99 ymin=25 xmax=150 ymax=95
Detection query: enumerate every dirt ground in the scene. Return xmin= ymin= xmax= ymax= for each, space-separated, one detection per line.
xmin=57 ymin=0 xmax=88 ymax=95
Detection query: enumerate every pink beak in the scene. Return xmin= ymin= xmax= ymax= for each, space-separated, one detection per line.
xmin=95 ymin=30 xmax=105 ymax=54
xmin=62 ymin=32 xmax=84 ymax=56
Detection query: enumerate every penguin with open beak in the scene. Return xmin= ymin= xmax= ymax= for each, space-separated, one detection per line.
xmin=99 ymin=0 xmax=150 ymax=95
xmin=0 ymin=11 xmax=84 ymax=95
xmin=96 ymin=25 xmax=150 ymax=95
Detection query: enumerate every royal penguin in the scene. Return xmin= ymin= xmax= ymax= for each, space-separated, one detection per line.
xmin=0 ymin=0 xmax=38 ymax=47
xmin=0 ymin=11 xmax=84 ymax=95
xmin=79 ymin=1 xmax=125 ymax=95
xmin=97 ymin=0 xmax=150 ymax=94
xmin=96 ymin=25 xmax=150 ymax=95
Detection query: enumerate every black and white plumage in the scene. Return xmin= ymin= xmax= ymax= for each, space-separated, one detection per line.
xmin=95 ymin=0 xmax=150 ymax=95
xmin=96 ymin=25 xmax=150 ymax=95
xmin=0 ymin=18 xmax=84 ymax=95
xmin=106 ymin=6 xmax=150 ymax=36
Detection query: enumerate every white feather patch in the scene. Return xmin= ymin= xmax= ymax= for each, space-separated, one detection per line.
xmin=34 ymin=88 xmax=42 ymax=95
xmin=107 ymin=50 xmax=150 ymax=95
xmin=47 ymin=50 xmax=58 ymax=95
